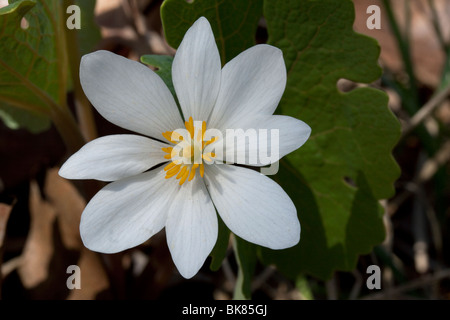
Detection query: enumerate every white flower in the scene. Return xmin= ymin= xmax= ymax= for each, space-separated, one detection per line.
xmin=59 ymin=17 xmax=311 ymax=279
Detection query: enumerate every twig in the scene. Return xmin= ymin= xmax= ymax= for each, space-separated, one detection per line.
xmin=349 ymin=270 xmax=363 ymax=300
xmin=129 ymin=0 xmax=148 ymax=39
xmin=251 ymin=266 xmax=276 ymax=292
xmin=427 ymin=0 xmax=448 ymax=52
xmin=122 ymin=0 xmax=152 ymax=54
xmin=382 ymin=0 xmax=420 ymax=111
xmin=221 ymin=257 xmax=236 ymax=293
xmin=326 ymin=275 xmax=338 ymax=300
xmin=412 ymin=153 xmax=430 ymax=274
xmin=418 ymin=140 xmax=450 ymax=182
xmin=0 ymin=201 xmax=14 ymax=299
xmin=122 ymin=0 xmax=173 ymax=56
xmin=402 ymin=85 xmax=450 ymax=137
xmin=361 ymin=269 xmax=450 ymax=299
xmin=0 ymin=203 xmax=13 ymax=250
xmin=1 ymin=256 xmax=23 ymax=279
xmin=425 ymin=205 xmax=444 ymax=264
xmin=388 ymin=140 xmax=450 ymax=214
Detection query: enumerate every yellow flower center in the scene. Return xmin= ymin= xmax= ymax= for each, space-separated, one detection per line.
xmin=161 ymin=117 xmax=216 ymax=185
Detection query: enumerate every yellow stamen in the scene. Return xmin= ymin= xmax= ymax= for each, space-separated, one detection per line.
xmin=176 ymin=165 xmax=188 ymax=179
xmin=200 ymin=163 xmax=204 ymax=177
xmin=189 ymin=164 xmax=199 ymax=181
xmin=162 ymin=119 xmax=212 ymax=185
xmin=164 ymin=162 xmax=176 ymax=171
xmin=182 ymin=146 xmax=193 ymax=158
xmin=202 ymin=152 xmax=216 ymax=163
xmin=202 ymin=154 xmax=212 ymax=162
xmin=203 ymin=136 xmax=217 ymax=148
xmin=196 ymin=128 xmax=203 ymax=142
xmin=179 ymin=168 xmax=190 ymax=185
xmin=162 ymin=131 xmax=183 ymax=143
xmin=202 ymin=121 xmax=206 ymax=138
xmin=185 ymin=117 xmax=194 ymax=139
xmin=162 ymin=131 xmax=173 ymax=143
xmin=165 ymin=164 xmax=181 ymax=178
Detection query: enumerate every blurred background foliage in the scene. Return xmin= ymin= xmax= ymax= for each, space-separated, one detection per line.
xmin=0 ymin=0 xmax=449 ymax=300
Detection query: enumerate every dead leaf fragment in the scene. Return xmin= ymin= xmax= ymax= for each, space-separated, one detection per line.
xmin=18 ymin=181 xmax=56 ymax=289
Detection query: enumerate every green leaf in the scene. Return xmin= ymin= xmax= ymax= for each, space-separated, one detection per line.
xmin=64 ymin=0 xmax=101 ymax=93
xmin=209 ymin=215 xmax=230 ymax=271
xmin=160 ymin=0 xmax=263 ymax=64
xmin=140 ymin=54 xmax=176 ymax=98
xmin=0 ymin=103 xmax=50 ymax=133
xmin=259 ymin=0 xmax=401 ymax=279
xmin=232 ymin=236 xmax=257 ymax=300
xmin=296 ymin=275 xmax=314 ymax=300
xmin=74 ymin=0 xmax=101 ymax=57
xmin=0 ymin=0 xmax=67 ymax=132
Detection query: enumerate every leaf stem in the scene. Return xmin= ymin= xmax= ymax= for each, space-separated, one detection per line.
xmin=63 ymin=0 xmax=98 ymax=142
xmin=232 ymin=236 xmax=256 ymax=300
xmin=50 ymin=103 xmax=86 ymax=155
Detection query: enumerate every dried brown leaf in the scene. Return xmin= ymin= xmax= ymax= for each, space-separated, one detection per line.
xmin=0 ymin=202 xmax=13 ymax=249
xmin=353 ymin=0 xmax=450 ymax=88
xmin=44 ymin=168 xmax=85 ymax=250
xmin=44 ymin=168 xmax=111 ymax=299
xmin=66 ymin=249 xmax=110 ymax=300
xmin=18 ymin=181 xmax=56 ymax=289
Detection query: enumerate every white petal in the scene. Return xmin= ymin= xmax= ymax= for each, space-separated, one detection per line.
xmin=172 ymin=17 xmax=221 ymax=121
xmin=215 ymin=115 xmax=311 ymax=166
xmin=204 ymin=164 xmax=300 ymax=249
xmin=80 ymin=168 xmax=178 ymax=253
xmin=208 ymin=44 xmax=287 ymax=130
xmin=59 ymin=135 xmax=169 ymax=181
xmin=80 ymin=50 xmax=184 ymax=139
xmin=165 ymin=177 xmax=218 ymax=278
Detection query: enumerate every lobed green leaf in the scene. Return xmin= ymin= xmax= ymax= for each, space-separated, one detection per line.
xmin=140 ymin=54 xmax=176 ymax=98
xmin=259 ymin=0 xmax=401 ymax=279
xmin=0 ymin=0 xmax=67 ymax=132
xmin=161 ymin=0 xmax=263 ymax=64
xmin=160 ymin=0 xmax=401 ymax=282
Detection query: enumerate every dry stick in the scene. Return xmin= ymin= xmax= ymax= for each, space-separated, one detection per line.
xmin=221 ymin=257 xmax=236 ymax=290
xmin=411 ymin=153 xmax=429 ymax=275
xmin=0 ymin=202 xmax=14 ymax=299
xmin=122 ymin=0 xmax=152 ymax=54
xmin=251 ymin=266 xmax=276 ymax=293
xmin=361 ymin=269 xmax=450 ymax=300
xmin=426 ymin=205 xmax=444 ymax=264
xmin=402 ymin=85 xmax=450 ymax=138
xmin=349 ymin=270 xmax=363 ymax=300
xmin=326 ymin=275 xmax=338 ymax=300
xmin=128 ymin=0 xmax=148 ymax=38
xmin=418 ymin=140 xmax=450 ymax=182
xmin=123 ymin=0 xmax=173 ymax=55
xmin=388 ymin=140 xmax=450 ymax=215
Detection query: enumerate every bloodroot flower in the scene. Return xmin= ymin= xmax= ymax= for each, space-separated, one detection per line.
xmin=59 ymin=17 xmax=311 ymax=278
